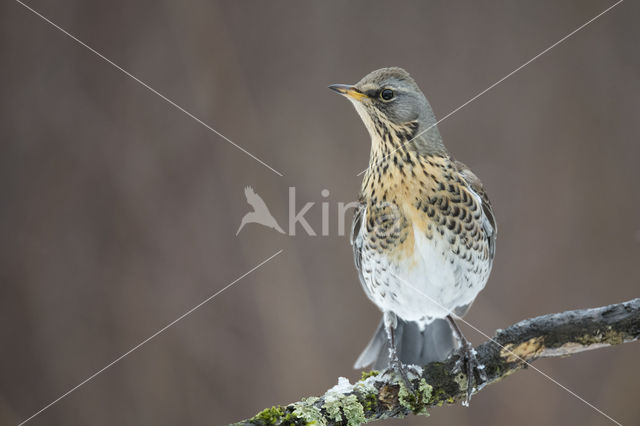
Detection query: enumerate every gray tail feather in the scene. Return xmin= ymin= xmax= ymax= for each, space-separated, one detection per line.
xmin=354 ymin=317 xmax=456 ymax=370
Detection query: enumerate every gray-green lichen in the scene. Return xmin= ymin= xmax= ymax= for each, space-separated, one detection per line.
xmin=398 ymin=378 xmax=433 ymax=416
xmin=292 ymin=397 xmax=325 ymax=425
xmin=322 ymin=393 xmax=366 ymax=424
xmin=342 ymin=395 xmax=366 ymax=424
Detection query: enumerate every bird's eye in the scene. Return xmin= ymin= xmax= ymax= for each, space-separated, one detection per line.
xmin=380 ymin=89 xmax=394 ymax=101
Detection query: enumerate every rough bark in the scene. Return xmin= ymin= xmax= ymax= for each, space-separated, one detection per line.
xmin=234 ymin=298 xmax=640 ymax=425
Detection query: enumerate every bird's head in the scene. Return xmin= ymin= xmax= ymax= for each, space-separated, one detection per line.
xmin=329 ymin=67 xmax=444 ymax=154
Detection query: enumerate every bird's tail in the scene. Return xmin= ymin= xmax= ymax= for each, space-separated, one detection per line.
xmin=354 ymin=317 xmax=456 ymax=370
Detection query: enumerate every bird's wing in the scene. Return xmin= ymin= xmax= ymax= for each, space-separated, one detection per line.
xmin=350 ymin=201 xmax=367 ymax=289
xmin=454 ymin=160 xmax=497 ymax=259
xmin=244 ymin=186 xmax=270 ymax=212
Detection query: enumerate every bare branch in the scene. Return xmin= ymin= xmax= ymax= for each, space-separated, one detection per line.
xmin=234 ymin=298 xmax=640 ymax=425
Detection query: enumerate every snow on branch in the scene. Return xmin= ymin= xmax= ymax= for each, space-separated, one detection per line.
xmin=234 ymin=298 xmax=640 ymax=425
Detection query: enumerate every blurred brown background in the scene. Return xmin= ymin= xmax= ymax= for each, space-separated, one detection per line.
xmin=1 ymin=1 xmax=639 ymax=425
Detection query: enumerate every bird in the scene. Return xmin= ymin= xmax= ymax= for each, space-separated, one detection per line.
xmin=329 ymin=67 xmax=496 ymax=402
xmin=236 ymin=186 xmax=285 ymax=235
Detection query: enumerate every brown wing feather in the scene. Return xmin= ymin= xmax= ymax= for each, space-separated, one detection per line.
xmin=350 ymin=202 xmax=366 ymax=291
xmin=454 ymin=160 xmax=497 ymax=259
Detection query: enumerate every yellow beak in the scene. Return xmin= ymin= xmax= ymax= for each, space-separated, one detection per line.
xmin=328 ymin=84 xmax=368 ymax=101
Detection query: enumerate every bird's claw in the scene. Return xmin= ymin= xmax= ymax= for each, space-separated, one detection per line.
xmin=383 ymin=359 xmax=419 ymax=393
xmin=456 ymin=340 xmax=486 ymax=405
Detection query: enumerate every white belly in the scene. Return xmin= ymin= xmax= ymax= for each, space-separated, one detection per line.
xmin=361 ymin=224 xmax=488 ymax=327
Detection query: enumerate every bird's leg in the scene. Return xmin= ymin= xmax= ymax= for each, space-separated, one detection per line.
xmin=382 ymin=312 xmax=414 ymax=391
xmin=447 ymin=315 xmax=486 ymax=405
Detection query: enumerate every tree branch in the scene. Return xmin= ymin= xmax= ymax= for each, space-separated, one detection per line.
xmin=234 ymin=298 xmax=640 ymax=425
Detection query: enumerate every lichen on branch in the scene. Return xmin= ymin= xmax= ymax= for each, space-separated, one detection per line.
xmin=234 ymin=298 xmax=640 ymax=425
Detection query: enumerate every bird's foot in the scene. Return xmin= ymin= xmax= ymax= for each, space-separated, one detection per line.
xmin=382 ymin=358 xmax=420 ymax=393
xmin=453 ymin=340 xmax=487 ymax=406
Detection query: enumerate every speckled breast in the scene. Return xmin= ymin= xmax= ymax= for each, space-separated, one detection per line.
xmin=356 ymin=154 xmax=493 ymax=325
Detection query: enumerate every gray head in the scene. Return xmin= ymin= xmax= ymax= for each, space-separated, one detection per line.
xmin=329 ymin=67 xmax=444 ymax=154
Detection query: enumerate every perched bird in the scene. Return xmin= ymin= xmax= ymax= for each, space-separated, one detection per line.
xmin=329 ymin=68 xmax=496 ymax=401
xmin=236 ymin=186 xmax=285 ymax=235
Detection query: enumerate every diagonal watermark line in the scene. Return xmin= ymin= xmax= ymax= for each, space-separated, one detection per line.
xmin=356 ymin=0 xmax=624 ymax=177
xmin=14 ymin=0 xmax=284 ymax=177
xmin=18 ymin=249 xmax=284 ymax=426
xmin=366 ymin=252 xmax=622 ymax=425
